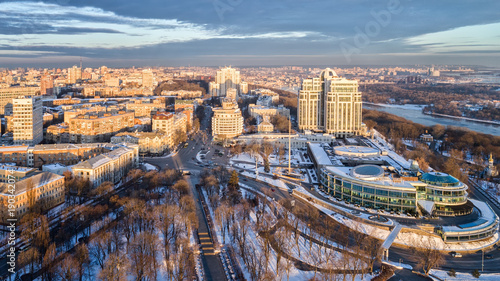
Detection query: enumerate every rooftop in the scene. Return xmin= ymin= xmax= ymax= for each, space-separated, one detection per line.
xmin=420 ymin=172 xmax=460 ymax=187
xmin=0 ymin=172 xmax=63 ymax=196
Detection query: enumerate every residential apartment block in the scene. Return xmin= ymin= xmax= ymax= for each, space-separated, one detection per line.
xmin=298 ymin=68 xmax=362 ymax=137
xmin=0 ymin=171 xmax=65 ymax=221
xmin=0 ymin=143 xmax=115 ymax=168
xmin=111 ymin=131 xmax=169 ymax=156
xmin=209 ymin=67 xmax=241 ymax=97
xmin=211 ymin=99 xmax=244 ymax=140
xmin=0 ymin=86 xmax=39 ymax=115
xmin=69 ymin=110 xmax=135 ymax=143
xmin=125 ymin=98 xmax=166 ymax=117
xmin=13 ymin=96 xmax=43 ymax=145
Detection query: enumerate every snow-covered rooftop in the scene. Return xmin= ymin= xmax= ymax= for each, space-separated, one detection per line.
xmin=442 ymin=199 xmax=499 ymax=234
xmin=308 ymin=143 xmax=332 ymax=166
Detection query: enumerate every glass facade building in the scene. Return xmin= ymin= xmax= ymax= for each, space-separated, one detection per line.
xmin=320 ymin=167 xmax=469 ymax=216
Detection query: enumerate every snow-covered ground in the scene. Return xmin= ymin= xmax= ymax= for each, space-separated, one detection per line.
xmin=479 ymin=180 xmax=500 ymax=205
xmin=142 ymin=162 xmax=158 ymax=171
xmin=364 ymin=103 xmax=427 ymax=111
xmin=430 ymin=269 xmax=500 ymax=281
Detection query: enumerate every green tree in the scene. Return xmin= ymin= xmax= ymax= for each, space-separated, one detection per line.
xmin=472 ymin=269 xmax=481 ymax=278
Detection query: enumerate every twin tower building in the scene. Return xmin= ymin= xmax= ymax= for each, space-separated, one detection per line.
xmin=298 ymin=68 xmax=363 ymax=137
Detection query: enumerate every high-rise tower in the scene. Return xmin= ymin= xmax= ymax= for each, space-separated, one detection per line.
xmin=298 ymin=68 xmax=362 ymax=137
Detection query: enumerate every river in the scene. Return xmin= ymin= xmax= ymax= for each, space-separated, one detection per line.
xmin=363 ymin=103 xmax=500 ymax=136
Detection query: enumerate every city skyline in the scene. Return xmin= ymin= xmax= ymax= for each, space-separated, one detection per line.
xmin=1 ymin=0 xmax=500 ymax=67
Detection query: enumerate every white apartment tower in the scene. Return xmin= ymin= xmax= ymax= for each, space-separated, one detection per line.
xmin=142 ymin=69 xmax=154 ymax=88
xmin=67 ymin=65 xmax=82 ymax=84
xmin=298 ymin=68 xmax=362 ymax=137
xmin=211 ymin=99 xmax=244 ymax=140
xmin=13 ymin=96 xmax=43 ymax=145
xmin=211 ymin=67 xmax=241 ymax=97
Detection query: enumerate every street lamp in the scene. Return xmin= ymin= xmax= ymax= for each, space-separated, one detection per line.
xmin=482 ymin=249 xmax=484 ymax=272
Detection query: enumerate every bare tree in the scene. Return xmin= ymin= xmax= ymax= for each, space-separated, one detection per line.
xmin=90 ymin=232 xmax=112 ymax=270
xmin=57 ymin=255 xmax=79 ymax=281
xmin=411 ymin=236 xmax=445 ymax=275
xmin=75 ymin=243 xmax=90 ymax=281
xmin=42 ymin=243 xmax=58 ymax=281
xmin=128 ymin=232 xmax=159 ymax=281
xmin=98 ymin=252 xmax=129 ymax=281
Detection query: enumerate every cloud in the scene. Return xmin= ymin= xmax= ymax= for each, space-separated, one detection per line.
xmin=405 ymin=22 xmax=500 ymax=53
xmin=0 ymin=1 xmax=319 ymax=50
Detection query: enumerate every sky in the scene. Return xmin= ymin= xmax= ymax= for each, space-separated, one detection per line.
xmin=0 ymin=0 xmax=500 ymax=68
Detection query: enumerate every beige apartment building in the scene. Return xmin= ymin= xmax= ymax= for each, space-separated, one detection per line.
xmin=0 ymin=143 xmax=126 ymax=169
xmin=13 ymin=96 xmax=43 ymax=145
xmin=0 ymin=171 xmax=65 ymax=221
xmin=71 ymin=146 xmax=138 ymax=187
xmin=298 ymin=68 xmax=362 ymax=137
xmin=152 ymin=111 xmax=189 ymax=148
xmin=0 ymin=165 xmax=37 ymax=183
xmin=0 ymin=86 xmax=39 ymax=115
xmin=209 ymin=67 xmax=241 ymax=97
xmin=249 ymin=104 xmax=290 ymax=119
xmin=125 ymin=98 xmax=166 ymax=117
xmin=211 ymin=99 xmax=244 ymax=140
xmin=69 ymin=111 xmax=135 ymax=143
xmin=111 ymin=131 xmax=169 ymax=156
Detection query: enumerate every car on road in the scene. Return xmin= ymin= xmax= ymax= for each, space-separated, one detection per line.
xmin=485 ymin=254 xmax=493 ymax=259
xmin=450 ymin=252 xmax=462 ymax=258
xmin=271 ymin=188 xmax=275 ymax=192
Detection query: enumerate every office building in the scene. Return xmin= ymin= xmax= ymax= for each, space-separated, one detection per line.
xmin=298 ymin=68 xmax=362 ymax=137
xmin=307 ymin=141 xmax=499 ymax=242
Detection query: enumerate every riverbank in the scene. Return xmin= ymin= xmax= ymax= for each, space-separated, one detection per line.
xmin=363 ymin=102 xmax=500 ymax=136
xmin=364 ymin=102 xmax=500 ymax=126
xmin=423 ymin=111 xmax=500 ymax=126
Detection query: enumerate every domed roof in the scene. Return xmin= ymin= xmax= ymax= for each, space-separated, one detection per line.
xmin=320 ymin=68 xmax=338 ymax=80
xmin=351 ymin=165 xmax=384 ymax=180
xmin=420 ymin=172 xmax=460 ymax=187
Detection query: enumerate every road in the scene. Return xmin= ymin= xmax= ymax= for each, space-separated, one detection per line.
xmin=144 ymin=106 xmax=228 ymax=281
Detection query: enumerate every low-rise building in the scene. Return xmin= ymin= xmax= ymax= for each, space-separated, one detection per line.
xmin=46 ymin=123 xmax=70 ymax=143
xmin=125 ymin=98 xmax=166 ymax=117
xmin=0 ymin=171 xmax=65 ymax=221
xmin=249 ymin=104 xmax=290 ymax=119
xmin=111 ymin=131 xmax=169 ymax=156
xmin=0 ymin=165 xmax=37 ymax=183
xmin=71 ymin=145 xmax=139 ymax=187
xmin=0 ymin=143 xmax=117 ymax=168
